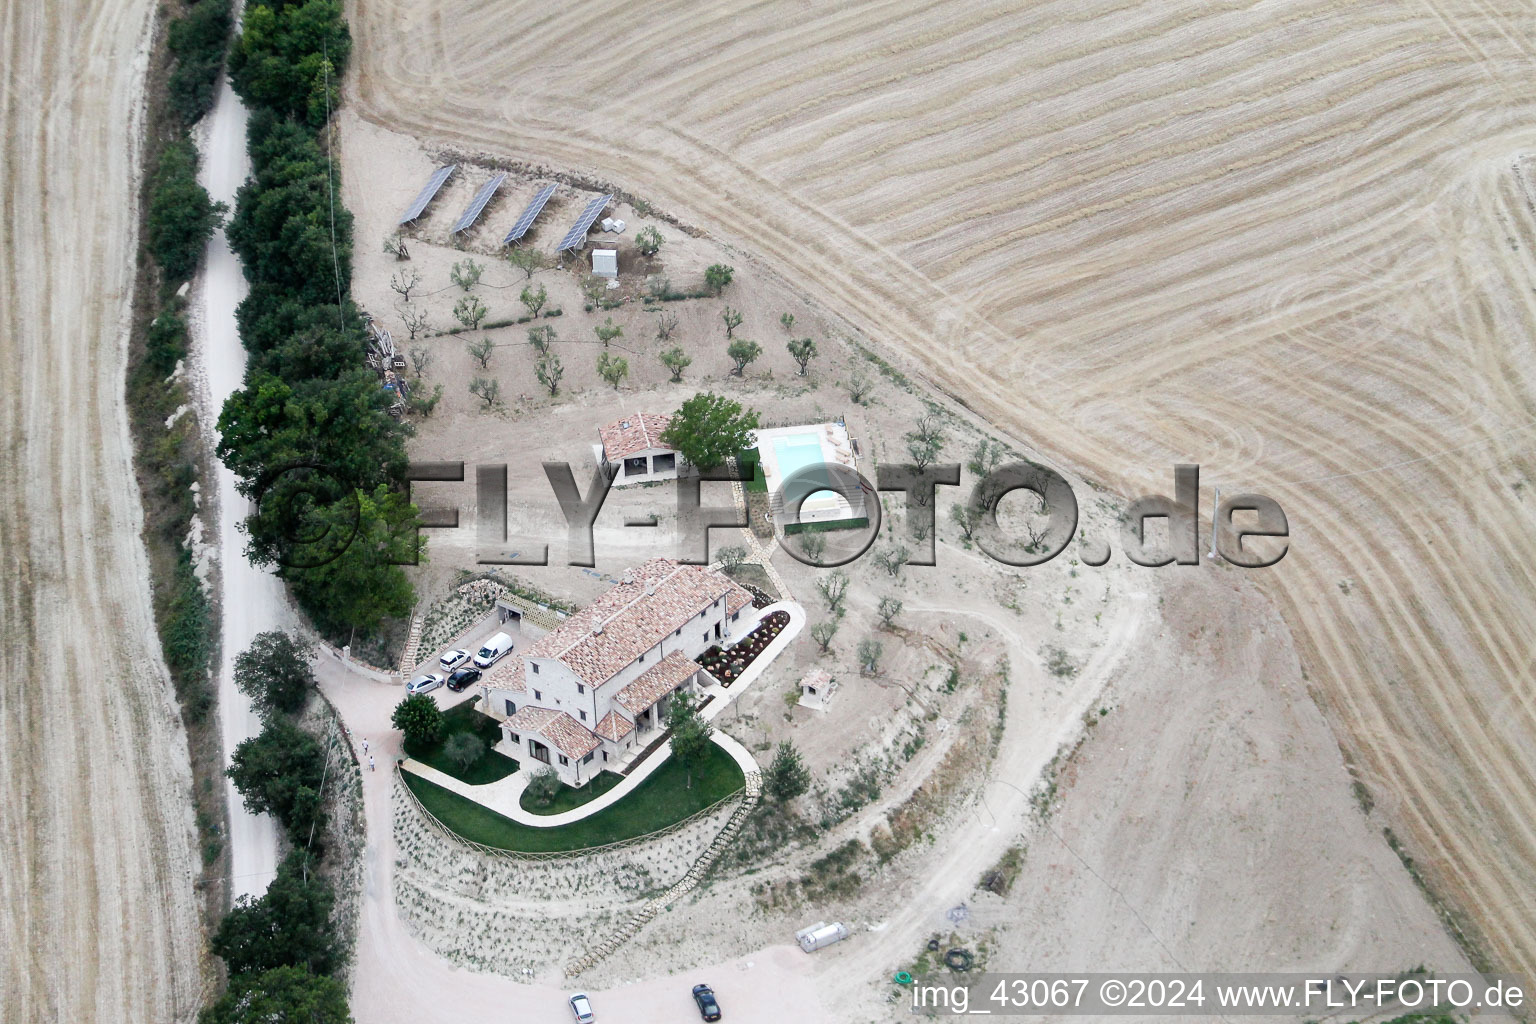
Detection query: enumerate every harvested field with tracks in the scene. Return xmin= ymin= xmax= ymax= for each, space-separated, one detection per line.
xmin=349 ymin=0 xmax=1536 ymax=985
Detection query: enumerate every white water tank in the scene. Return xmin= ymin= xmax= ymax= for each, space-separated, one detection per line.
xmin=795 ymin=921 xmax=850 ymax=953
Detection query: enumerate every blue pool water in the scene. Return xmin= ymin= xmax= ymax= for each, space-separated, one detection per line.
xmin=772 ymin=434 xmax=840 ymax=510
xmin=772 ymin=434 xmax=827 ymax=481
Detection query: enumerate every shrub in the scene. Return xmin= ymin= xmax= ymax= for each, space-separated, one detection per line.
xmin=233 ymin=630 xmax=316 ymax=719
xmin=147 ymin=136 xmax=224 ymax=282
xmin=225 ymin=718 xmax=327 ymax=844
xmin=444 ymin=733 xmax=486 ymax=773
xmin=165 ymin=0 xmax=233 ymax=127
xmin=524 ymin=766 xmax=561 ymax=807
xmin=393 ymin=693 xmax=443 ymax=747
xmin=211 ymin=851 xmax=341 ymax=976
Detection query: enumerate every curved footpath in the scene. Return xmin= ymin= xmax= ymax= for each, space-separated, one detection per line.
xmin=401 ymin=601 xmax=804 ymax=826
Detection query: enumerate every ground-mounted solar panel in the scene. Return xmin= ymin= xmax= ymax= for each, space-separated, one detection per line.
xmin=398 ymin=164 xmax=456 ymax=225
xmin=452 ymin=172 xmax=508 ymax=235
xmin=502 ymin=183 xmax=558 ymax=245
xmin=556 ymin=194 xmax=613 ymax=252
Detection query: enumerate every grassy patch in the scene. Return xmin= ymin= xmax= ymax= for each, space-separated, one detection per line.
xmin=403 ymin=741 xmax=744 ymax=852
xmin=404 ymin=697 xmax=518 ymax=785
xmin=742 ymin=450 xmax=767 ymax=493
xmin=521 ymin=769 xmax=623 ymax=815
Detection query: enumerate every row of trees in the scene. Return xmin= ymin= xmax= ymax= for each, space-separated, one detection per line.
xmin=213 ymin=629 xmax=350 ymax=1023
xmin=216 ymin=2 xmax=422 ymax=640
xmin=206 ymin=5 xmax=369 ymax=1017
xmin=134 ymin=1 xmax=233 ymax=733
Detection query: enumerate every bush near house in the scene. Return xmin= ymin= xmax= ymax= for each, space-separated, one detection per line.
xmin=402 ymin=697 xmax=517 ymax=785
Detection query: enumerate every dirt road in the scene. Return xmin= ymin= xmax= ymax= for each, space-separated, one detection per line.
xmin=0 ymin=0 xmax=204 ymax=1021
xmin=348 ymin=0 xmax=1536 ymax=979
xmin=192 ymin=72 xmax=285 ymax=902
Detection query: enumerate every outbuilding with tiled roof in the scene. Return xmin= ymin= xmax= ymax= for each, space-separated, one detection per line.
xmin=597 ymin=412 xmax=679 ymax=485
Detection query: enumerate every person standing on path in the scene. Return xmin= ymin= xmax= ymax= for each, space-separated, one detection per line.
xmin=369 ymin=755 xmax=376 ymax=772
xmin=362 ymin=737 xmax=369 ymax=756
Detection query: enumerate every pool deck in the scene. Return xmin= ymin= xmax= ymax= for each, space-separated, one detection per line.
xmin=756 ymin=422 xmax=864 ymax=522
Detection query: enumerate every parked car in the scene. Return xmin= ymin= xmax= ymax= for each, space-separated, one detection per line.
xmin=446 ymin=667 xmax=481 ymax=692
xmin=692 ymin=984 xmax=721 ymax=1021
xmin=568 ymin=992 xmax=595 ymax=1023
xmin=473 ymin=631 xmax=514 ymax=669
xmin=404 ymin=672 xmax=445 ymax=695
xmin=439 ymin=648 xmax=470 ymax=671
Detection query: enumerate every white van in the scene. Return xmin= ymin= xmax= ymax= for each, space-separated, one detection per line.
xmin=473 ymin=631 xmax=514 ymax=668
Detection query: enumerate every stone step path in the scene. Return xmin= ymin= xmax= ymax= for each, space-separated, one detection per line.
xmin=397 ymin=614 xmax=424 ymax=675
xmin=564 ymin=771 xmax=763 ymax=977
xmin=724 ymin=456 xmax=793 ymax=601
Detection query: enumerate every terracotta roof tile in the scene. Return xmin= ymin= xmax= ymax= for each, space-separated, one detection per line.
xmin=598 ymin=412 xmax=673 ymax=461
xmin=483 ymin=655 xmax=526 ymax=693
xmin=615 ymin=651 xmax=700 ymax=715
xmin=523 ymin=559 xmax=740 ymax=685
xmin=504 ymin=705 xmax=558 ymax=732
xmin=504 ymin=706 xmax=599 ymax=759
xmin=594 ymin=709 xmax=634 ymax=742
xmin=725 ymin=587 xmax=752 ymax=615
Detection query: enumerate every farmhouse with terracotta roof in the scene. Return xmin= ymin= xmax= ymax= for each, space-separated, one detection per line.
xmin=596 ymin=411 xmax=679 ymax=486
xmin=480 ymin=557 xmax=753 ymax=786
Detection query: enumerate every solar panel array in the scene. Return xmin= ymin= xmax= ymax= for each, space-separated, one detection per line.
xmin=556 ymin=194 xmax=613 ymax=252
xmin=398 ymin=164 xmax=456 ymax=224
xmin=502 ymin=183 xmax=557 ymax=245
xmin=452 ymin=173 xmax=508 ymax=234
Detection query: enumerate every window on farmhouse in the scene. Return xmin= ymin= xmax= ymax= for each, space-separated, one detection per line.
xmin=558 ymin=755 xmax=569 ymax=766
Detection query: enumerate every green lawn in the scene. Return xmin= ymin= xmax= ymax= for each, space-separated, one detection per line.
xmin=402 ymin=741 xmax=744 ymax=852
xmin=404 ymin=696 xmax=519 ymax=785
xmin=740 ymin=449 xmax=766 ymax=493
xmin=521 ymin=768 xmax=624 ymax=815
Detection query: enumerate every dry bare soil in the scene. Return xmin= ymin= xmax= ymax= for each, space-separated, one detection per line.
xmin=0 ymin=1 xmax=204 ymax=1021
xmin=348 ymin=0 xmax=1536 ymax=979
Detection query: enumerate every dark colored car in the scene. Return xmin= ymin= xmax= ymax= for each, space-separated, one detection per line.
xmin=446 ymin=667 xmax=482 ymax=692
xmin=692 ymin=984 xmax=721 ymax=1021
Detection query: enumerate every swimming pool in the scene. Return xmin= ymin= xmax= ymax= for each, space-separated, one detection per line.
xmin=772 ymin=434 xmax=828 ymax=484
xmin=756 ymin=422 xmax=863 ymax=524
xmin=771 ymin=433 xmax=842 ymax=512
